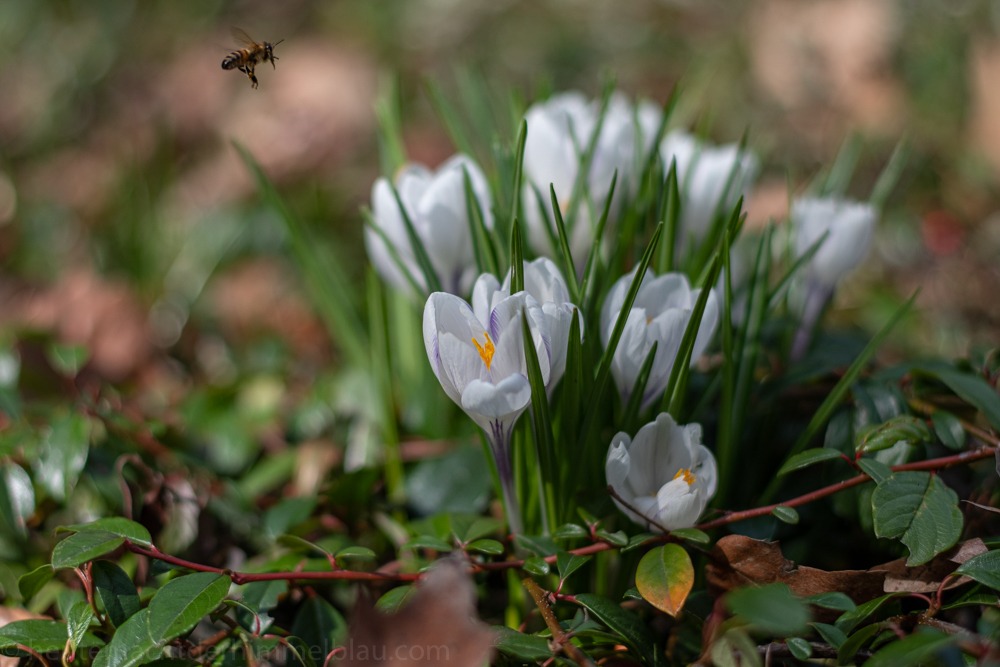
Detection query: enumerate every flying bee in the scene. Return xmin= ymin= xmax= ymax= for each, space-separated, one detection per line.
xmin=221 ymin=28 xmax=283 ymax=89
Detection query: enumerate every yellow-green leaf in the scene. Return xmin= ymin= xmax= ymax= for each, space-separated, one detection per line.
xmin=635 ymin=544 xmax=694 ymax=617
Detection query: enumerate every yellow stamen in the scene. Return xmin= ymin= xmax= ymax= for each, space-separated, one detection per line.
xmin=673 ymin=468 xmax=695 ymax=486
xmin=472 ymin=332 xmax=495 ymax=371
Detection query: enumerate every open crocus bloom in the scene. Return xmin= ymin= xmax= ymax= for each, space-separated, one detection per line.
xmin=660 ymin=131 xmax=758 ymax=252
xmin=424 ymin=289 xmax=549 ymax=534
xmin=792 ymin=196 xmax=876 ymax=288
xmin=601 ymin=269 xmax=719 ymax=410
xmin=606 ymin=413 xmax=717 ymax=532
xmin=366 ymin=154 xmax=493 ymax=297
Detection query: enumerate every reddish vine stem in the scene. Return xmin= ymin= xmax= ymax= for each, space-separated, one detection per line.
xmin=123 ymin=445 xmax=997 ymax=583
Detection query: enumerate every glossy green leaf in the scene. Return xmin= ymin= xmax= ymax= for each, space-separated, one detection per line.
xmin=872 ymin=472 xmax=962 ymax=565
xmin=34 ymin=411 xmax=91 ymax=502
xmin=406 ymin=446 xmax=492 ymax=516
xmin=805 ymin=592 xmax=855 ymax=612
xmin=669 ymin=528 xmax=710 ymax=545
xmin=834 ymin=593 xmax=899 ymax=634
xmin=864 ymin=629 xmax=954 ymax=667
xmin=92 ymin=609 xmax=160 ymax=667
xmin=954 ymin=550 xmax=1000 ymax=590
xmin=0 ymin=618 xmax=100 ymax=654
xmin=837 ymin=622 xmax=882 ymax=664
xmin=147 ymin=573 xmax=229 ymax=642
xmin=575 ymin=593 xmax=663 ymax=667
xmin=290 ymin=596 xmax=346 ymax=658
xmin=555 ymin=553 xmax=591 ymax=581
xmin=18 ymin=564 xmax=53 ymax=603
xmin=375 ymin=585 xmax=417 ymax=614
xmin=405 ymin=535 xmax=453 ymax=552
xmin=235 ymin=579 xmax=287 ymax=633
xmin=595 ymin=529 xmax=628 ymax=547
xmin=451 ymin=515 xmax=503 ymax=543
xmin=786 ymin=637 xmax=812 ymax=660
xmin=335 ymin=546 xmax=377 ymax=562
xmin=635 ymin=544 xmax=694 ymax=617
xmin=63 ymin=517 xmax=152 ymax=547
xmin=855 ymin=415 xmax=931 ymax=454
xmin=522 ymin=557 xmax=550 ymax=576
xmin=726 ymin=583 xmax=811 ymax=635
xmin=811 ymin=622 xmax=847 ymax=649
xmin=771 ymin=506 xmax=799 ymax=525
xmin=915 ymin=362 xmax=1000 ymax=431
xmin=0 ymin=462 xmax=34 ymax=537
xmin=776 ymin=448 xmax=844 ymax=476
xmin=493 ymin=626 xmax=552 ymax=661
xmin=263 ymin=497 xmax=316 ymax=539
xmin=52 ymin=531 xmax=125 ymax=570
xmin=552 ymin=523 xmax=588 ymax=540
xmin=857 ymin=458 xmax=892 ymax=484
xmin=710 ymin=628 xmax=762 ymax=667
xmin=466 ymin=538 xmax=504 ymax=555
xmin=67 ymin=600 xmax=95 ymax=653
xmin=930 ymin=411 xmax=965 ymax=451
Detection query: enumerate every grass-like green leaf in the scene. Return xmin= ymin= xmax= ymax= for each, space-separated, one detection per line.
xmin=914 ymin=362 xmax=1000 ymax=431
xmin=776 ymin=448 xmax=845 ymax=476
xmin=872 ymin=472 xmax=962 ymax=566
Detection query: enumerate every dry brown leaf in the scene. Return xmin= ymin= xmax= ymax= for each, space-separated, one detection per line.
xmin=871 ymin=538 xmax=988 ymax=594
xmin=706 ymin=534 xmax=886 ymax=602
xmin=707 ymin=535 xmax=991 ymax=602
xmin=968 ymin=38 xmax=1000 ymax=175
xmin=338 ymin=559 xmax=494 ymax=667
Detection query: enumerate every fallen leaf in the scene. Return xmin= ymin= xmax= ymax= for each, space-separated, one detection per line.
xmin=871 ymin=538 xmax=988 ymax=593
xmin=338 ymin=558 xmax=494 ymax=666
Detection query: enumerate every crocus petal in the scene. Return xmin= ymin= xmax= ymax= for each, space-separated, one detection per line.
xmin=461 ymin=375 xmax=531 ymax=419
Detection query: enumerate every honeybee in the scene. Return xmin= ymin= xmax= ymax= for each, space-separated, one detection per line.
xmin=221 ymin=28 xmax=283 ymax=89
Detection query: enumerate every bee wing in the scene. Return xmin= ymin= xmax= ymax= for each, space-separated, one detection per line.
xmin=230 ymin=27 xmax=258 ymax=47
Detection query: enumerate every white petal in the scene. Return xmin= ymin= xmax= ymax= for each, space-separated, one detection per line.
xmin=461 ymin=375 xmax=531 ymax=419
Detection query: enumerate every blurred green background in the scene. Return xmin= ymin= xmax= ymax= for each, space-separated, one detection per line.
xmin=1 ymin=0 xmax=999 ymax=391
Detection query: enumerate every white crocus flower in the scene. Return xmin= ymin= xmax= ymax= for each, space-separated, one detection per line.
xmin=792 ymin=197 xmax=876 ymax=288
xmin=423 ymin=289 xmax=548 ymax=534
xmin=660 ymin=131 xmax=758 ymax=255
xmin=606 ymin=413 xmax=717 ymax=532
xmin=601 ymin=269 xmax=719 ymax=411
xmin=789 ymin=196 xmax=877 ymax=359
xmin=494 ymin=258 xmax=582 ymax=392
xmin=521 ymin=93 xmax=659 ymax=264
xmin=366 ymin=154 xmax=493 ymax=297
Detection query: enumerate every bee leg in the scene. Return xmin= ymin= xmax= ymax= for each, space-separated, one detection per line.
xmin=245 ymin=65 xmax=259 ymax=89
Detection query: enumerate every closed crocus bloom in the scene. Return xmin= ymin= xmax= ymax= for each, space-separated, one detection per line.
xmin=792 ymin=196 xmax=876 ymax=288
xmin=789 ymin=196 xmax=877 ymax=360
xmin=522 ymin=93 xmax=656 ymax=263
xmin=423 ymin=289 xmax=548 ymax=533
xmin=660 ymin=131 xmax=758 ymax=252
xmin=366 ymin=154 xmax=493 ymax=297
xmin=601 ymin=269 xmax=719 ymax=410
xmin=606 ymin=413 xmax=717 ymax=532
